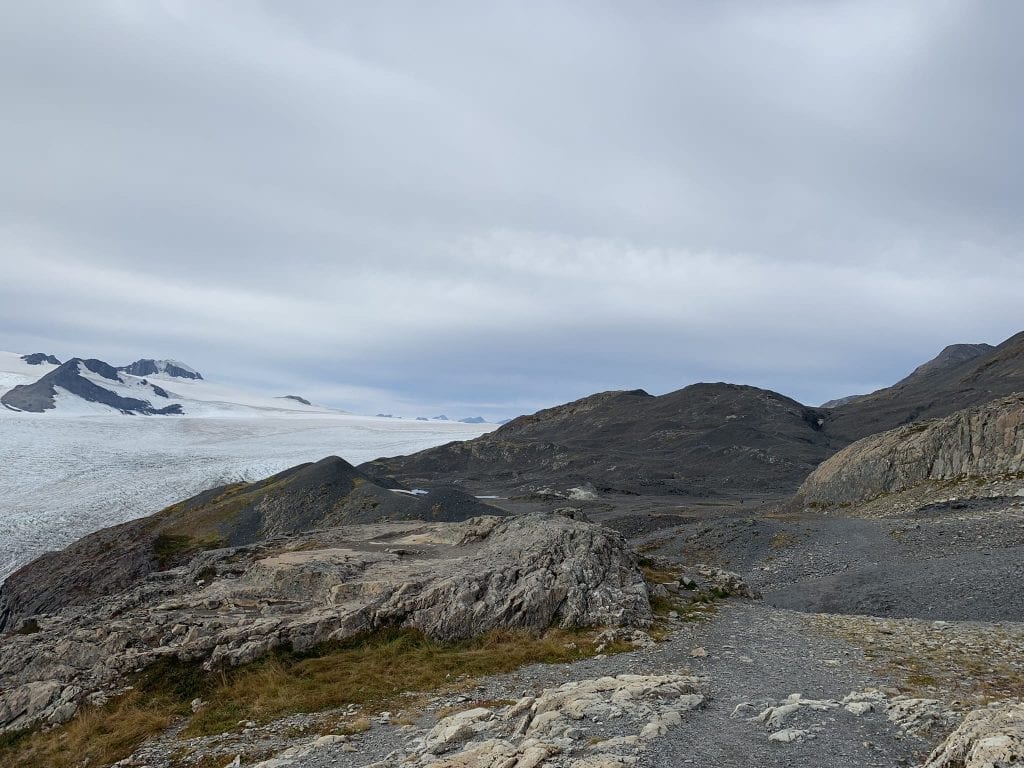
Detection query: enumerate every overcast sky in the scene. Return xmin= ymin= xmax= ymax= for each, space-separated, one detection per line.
xmin=2 ymin=1 xmax=1022 ymax=419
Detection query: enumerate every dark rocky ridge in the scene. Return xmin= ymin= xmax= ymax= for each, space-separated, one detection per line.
xmin=119 ymin=358 xmax=203 ymax=379
xmin=20 ymin=352 xmax=61 ymax=366
xmin=0 ymin=358 xmax=183 ymax=415
xmin=824 ymin=332 xmax=1024 ymax=442
xmin=364 ymin=332 xmax=1024 ymax=500
xmin=362 ymin=384 xmax=837 ymax=498
xmin=892 ymin=342 xmax=995 ymax=386
xmin=0 ymin=456 xmax=502 ymax=630
xmin=819 ymin=393 xmax=864 ymax=408
xmin=281 ymin=394 xmax=312 ymax=405
xmin=819 ymin=343 xmax=994 ymax=409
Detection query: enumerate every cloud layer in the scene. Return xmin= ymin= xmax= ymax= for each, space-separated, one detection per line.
xmin=3 ymin=1 xmax=1022 ymax=418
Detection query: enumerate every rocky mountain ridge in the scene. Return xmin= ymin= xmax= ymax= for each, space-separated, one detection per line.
xmin=1 ymin=358 xmax=184 ymax=415
xmin=362 ymin=332 xmax=1024 ymax=502
xmin=824 ymin=332 xmax=1024 ymax=442
xmin=362 ymin=384 xmax=836 ymax=498
xmin=118 ymin=358 xmax=203 ymax=380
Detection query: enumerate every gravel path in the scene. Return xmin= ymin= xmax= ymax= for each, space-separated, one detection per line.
xmin=635 ymin=502 xmax=1024 ymax=622
xmin=285 ymin=602 xmax=931 ymax=768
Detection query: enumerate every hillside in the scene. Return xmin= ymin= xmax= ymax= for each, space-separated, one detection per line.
xmin=800 ymin=393 xmax=1024 ymax=508
xmin=362 ymin=383 xmax=836 ymax=498
xmin=0 ymin=455 xmax=501 ymax=629
xmin=824 ymin=332 xmax=1024 ymax=442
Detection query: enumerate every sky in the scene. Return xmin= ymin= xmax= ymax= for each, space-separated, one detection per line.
xmin=2 ymin=1 xmax=1023 ymax=420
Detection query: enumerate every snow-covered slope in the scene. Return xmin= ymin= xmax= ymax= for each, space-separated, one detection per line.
xmin=0 ymin=351 xmax=496 ymax=581
xmin=124 ymin=372 xmax=350 ymax=417
xmin=119 ymin=358 xmax=203 ymax=379
xmin=0 ymin=412 xmax=493 ymax=583
xmin=0 ymin=351 xmax=60 ymax=395
xmin=0 ymin=351 xmax=346 ymax=417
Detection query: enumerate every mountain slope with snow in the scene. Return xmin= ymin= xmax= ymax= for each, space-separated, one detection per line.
xmin=0 ymin=350 xmax=496 ymax=582
xmin=119 ymin=358 xmax=202 ymax=380
xmin=0 ymin=413 xmax=494 ymax=583
xmin=2 ymin=358 xmax=184 ymax=414
xmin=0 ymin=352 xmax=347 ymax=417
xmin=0 ymin=351 xmax=60 ymax=394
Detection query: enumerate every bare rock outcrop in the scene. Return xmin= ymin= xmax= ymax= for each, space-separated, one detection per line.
xmin=0 ymin=456 xmax=502 ymax=630
xmin=0 ymin=512 xmax=651 ymax=734
xmin=924 ymin=701 xmax=1024 ymax=768
xmin=799 ymin=395 xmax=1024 ymax=507
xmin=356 ymin=671 xmax=707 ymax=768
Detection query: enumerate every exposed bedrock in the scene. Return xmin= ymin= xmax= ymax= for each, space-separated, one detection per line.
xmin=798 ymin=394 xmax=1024 ymax=507
xmin=0 ymin=512 xmax=651 ymax=734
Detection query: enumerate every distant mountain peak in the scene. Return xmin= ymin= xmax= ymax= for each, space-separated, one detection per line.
xmin=1 ymin=357 xmax=182 ymax=415
xmin=824 ymin=331 xmax=1024 ymax=442
xmin=820 ymin=341 xmax=997 ymax=410
xmin=893 ymin=342 xmax=995 ymax=388
xmin=119 ymin=359 xmax=202 ymax=380
xmin=20 ymin=353 xmax=61 ymax=366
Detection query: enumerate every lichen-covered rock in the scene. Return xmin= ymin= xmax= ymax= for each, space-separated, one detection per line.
xmin=886 ymin=697 xmax=959 ymax=736
xmin=924 ymin=701 xmax=1024 ymax=768
xmin=378 ymin=672 xmax=706 ymax=768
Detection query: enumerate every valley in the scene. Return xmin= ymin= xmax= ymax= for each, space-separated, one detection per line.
xmin=2 ymin=334 xmax=1023 ymax=768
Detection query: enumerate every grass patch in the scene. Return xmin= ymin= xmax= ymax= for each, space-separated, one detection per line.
xmin=153 ymin=533 xmax=225 ymax=569
xmin=0 ymin=728 xmax=33 ymax=752
xmin=815 ymin=614 xmax=1024 ymax=704
xmin=2 ymin=690 xmax=178 ymax=768
xmin=639 ymin=557 xmax=722 ymax=630
xmin=186 ymin=627 xmax=610 ymax=736
xmin=0 ymin=627 xmax=626 ymax=768
xmin=638 ymin=560 xmax=681 ymax=584
xmin=13 ymin=617 xmax=40 ymax=635
xmin=337 ymin=715 xmax=372 ymax=734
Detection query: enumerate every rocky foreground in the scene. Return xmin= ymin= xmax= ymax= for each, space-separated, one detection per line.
xmin=0 ymin=511 xmax=650 ymax=734
xmin=99 ymin=601 xmax=1024 ymax=768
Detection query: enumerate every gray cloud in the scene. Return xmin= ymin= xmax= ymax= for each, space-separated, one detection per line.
xmin=2 ymin=1 xmax=1022 ymax=419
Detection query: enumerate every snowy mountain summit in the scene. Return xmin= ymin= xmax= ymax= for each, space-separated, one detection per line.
xmin=2 ymin=358 xmax=184 ymax=415
xmin=0 ymin=352 xmax=344 ymax=417
xmin=21 ymin=352 xmax=62 ymax=366
xmin=119 ymin=358 xmax=202 ymax=380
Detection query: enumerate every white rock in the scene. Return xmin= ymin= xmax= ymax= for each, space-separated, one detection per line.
xmin=923 ymin=701 xmax=1024 ymax=768
xmin=768 ymin=728 xmax=811 ymax=743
